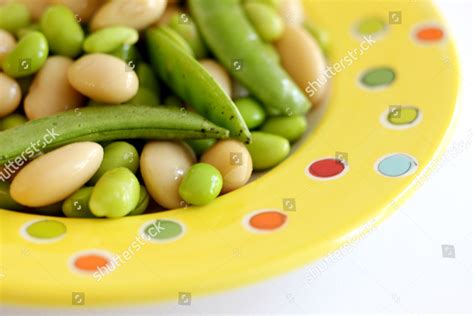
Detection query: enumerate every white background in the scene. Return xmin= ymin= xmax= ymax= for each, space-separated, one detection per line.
xmin=2 ymin=1 xmax=472 ymax=315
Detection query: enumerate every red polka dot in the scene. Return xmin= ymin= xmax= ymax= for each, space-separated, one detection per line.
xmin=249 ymin=211 xmax=287 ymax=231
xmin=416 ymin=27 xmax=444 ymax=42
xmin=308 ymin=158 xmax=346 ymax=178
xmin=74 ymin=254 xmax=110 ymax=272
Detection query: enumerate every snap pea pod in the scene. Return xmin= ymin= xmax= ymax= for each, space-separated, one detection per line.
xmin=0 ymin=105 xmax=229 ymax=165
xmin=189 ymin=0 xmax=311 ymax=116
xmin=147 ymin=27 xmax=251 ymax=143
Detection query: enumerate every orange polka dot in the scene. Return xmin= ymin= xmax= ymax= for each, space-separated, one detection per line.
xmin=416 ymin=27 xmax=444 ymax=41
xmin=74 ymin=254 xmax=109 ymax=272
xmin=249 ymin=211 xmax=287 ymax=231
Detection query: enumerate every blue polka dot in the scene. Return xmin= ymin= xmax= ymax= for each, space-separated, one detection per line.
xmin=377 ymin=154 xmax=418 ymax=177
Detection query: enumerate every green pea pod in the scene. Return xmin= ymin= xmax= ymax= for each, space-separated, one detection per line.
xmin=189 ymin=0 xmax=311 ymax=116
xmin=158 ymin=26 xmax=194 ymax=57
xmin=0 ymin=105 xmax=229 ymax=165
xmin=40 ymin=5 xmax=84 ymax=57
xmin=147 ymin=27 xmax=251 ymax=143
xmin=2 ymin=31 xmax=48 ymax=78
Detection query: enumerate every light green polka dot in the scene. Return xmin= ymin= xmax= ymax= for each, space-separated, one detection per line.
xmin=26 ymin=220 xmax=66 ymax=239
xmin=361 ymin=67 xmax=396 ymax=87
xmin=144 ymin=220 xmax=183 ymax=241
xmin=357 ymin=17 xmax=386 ymax=35
xmin=388 ymin=107 xmax=419 ymax=125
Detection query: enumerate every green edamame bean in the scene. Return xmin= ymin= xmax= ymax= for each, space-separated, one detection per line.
xmin=0 ymin=182 xmax=24 ymax=211
xmin=128 ymin=185 xmax=150 ymax=216
xmin=0 ymin=114 xmax=27 ymax=130
xmin=2 ymin=31 xmax=48 ymax=78
xmin=129 ymin=87 xmax=160 ymax=107
xmin=147 ymin=27 xmax=250 ymax=143
xmin=260 ymin=115 xmax=307 ymax=143
xmin=0 ymin=3 xmax=30 ymax=33
xmin=137 ymin=63 xmax=160 ymax=98
xmin=0 ymin=105 xmax=229 ymax=165
xmin=243 ymin=2 xmax=284 ymax=42
xmin=304 ymin=21 xmax=330 ymax=56
xmin=89 ymin=167 xmax=140 ymax=218
xmin=245 ymin=132 xmax=290 ymax=170
xmin=40 ymin=5 xmax=84 ymax=57
xmin=186 ymin=138 xmax=217 ymax=156
xmin=235 ymin=97 xmax=266 ymax=130
xmin=179 ymin=163 xmax=223 ymax=206
xmin=90 ymin=141 xmax=139 ymax=184
xmin=190 ymin=0 xmax=310 ymax=116
xmin=62 ymin=187 xmax=96 ymax=218
xmin=83 ymin=26 xmax=139 ymax=54
xmin=168 ymin=13 xmax=208 ymax=59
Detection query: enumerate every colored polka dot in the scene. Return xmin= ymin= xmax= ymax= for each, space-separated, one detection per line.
xmin=416 ymin=26 xmax=444 ymax=42
xmin=360 ymin=67 xmax=396 ymax=88
xmin=25 ymin=220 xmax=66 ymax=239
xmin=357 ymin=17 xmax=386 ymax=36
xmin=143 ymin=219 xmax=184 ymax=241
xmin=249 ymin=211 xmax=287 ymax=231
xmin=388 ymin=106 xmax=420 ymax=125
xmin=74 ymin=254 xmax=110 ymax=272
xmin=307 ymin=158 xmax=346 ymax=179
xmin=377 ymin=154 xmax=418 ymax=177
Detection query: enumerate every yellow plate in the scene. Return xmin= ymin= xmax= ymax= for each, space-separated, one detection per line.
xmin=0 ymin=0 xmax=459 ymax=307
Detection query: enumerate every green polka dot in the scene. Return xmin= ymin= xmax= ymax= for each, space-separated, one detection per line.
xmin=26 ymin=220 xmax=66 ymax=239
xmin=144 ymin=220 xmax=183 ymax=241
xmin=357 ymin=17 xmax=386 ymax=35
xmin=388 ymin=107 xmax=419 ymax=125
xmin=361 ymin=67 xmax=396 ymax=87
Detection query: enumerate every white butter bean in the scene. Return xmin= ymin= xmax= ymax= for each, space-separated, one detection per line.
xmin=90 ymin=0 xmax=167 ymax=31
xmin=275 ymin=24 xmax=328 ymax=106
xmin=200 ymin=59 xmax=232 ymax=97
xmin=0 ymin=29 xmax=16 ymax=66
xmin=0 ymin=72 xmax=21 ymax=118
xmin=201 ymin=140 xmax=252 ymax=193
xmin=25 ymin=56 xmax=85 ymax=120
xmin=68 ymin=53 xmax=139 ymax=104
xmin=278 ymin=0 xmax=304 ymax=26
xmin=140 ymin=141 xmax=196 ymax=209
xmin=11 ymin=142 xmax=104 ymax=207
